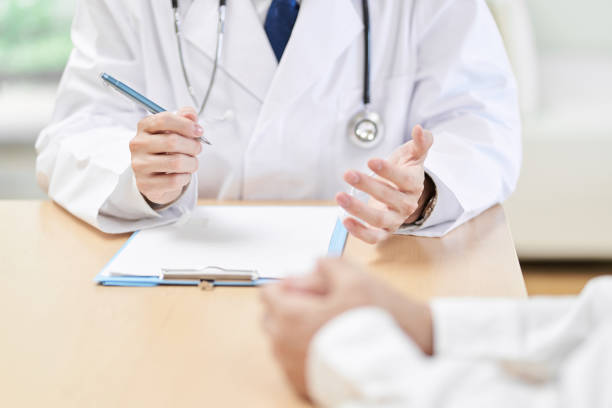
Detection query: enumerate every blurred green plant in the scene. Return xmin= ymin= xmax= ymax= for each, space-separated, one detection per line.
xmin=0 ymin=0 xmax=74 ymax=76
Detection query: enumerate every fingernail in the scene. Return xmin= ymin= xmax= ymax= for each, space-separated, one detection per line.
xmin=346 ymin=171 xmax=360 ymax=184
xmin=194 ymin=124 xmax=203 ymax=136
xmin=337 ymin=194 xmax=350 ymax=208
xmin=370 ymin=159 xmax=383 ymax=171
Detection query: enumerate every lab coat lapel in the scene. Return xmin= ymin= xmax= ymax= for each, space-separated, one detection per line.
xmin=257 ymin=0 xmax=363 ymax=120
xmin=181 ymin=0 xmax=277 ymax=103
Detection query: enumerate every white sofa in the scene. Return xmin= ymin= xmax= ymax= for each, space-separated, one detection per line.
xmin=487 ymin=0 xmax=612 ymax=260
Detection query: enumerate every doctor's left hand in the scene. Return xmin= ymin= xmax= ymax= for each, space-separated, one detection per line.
xmin=336 ymin=125 xmax=434 ymax=244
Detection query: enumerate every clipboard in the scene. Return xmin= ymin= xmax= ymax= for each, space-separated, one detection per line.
xmin=94 ymin=207 xmax=348 ymax=288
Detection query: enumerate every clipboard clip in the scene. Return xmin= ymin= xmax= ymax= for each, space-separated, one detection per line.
xmin=160 ymin=266 xmax=259 ymax=283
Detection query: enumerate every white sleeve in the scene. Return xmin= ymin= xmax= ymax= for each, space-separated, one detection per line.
xmin=403 ymin=0 xmax=522 ymax=237
xmin=432 ymin=277 xmax=612 ymax=362
xmin=35 ymin=0 xmax=197 ymax=234
xmin=308 ymin=286 xmax=612 ymax=408
xmin=306 ymin=307 xmax=558 ymax=408
xmin=307 ymin=307 xmax=428 ymax=408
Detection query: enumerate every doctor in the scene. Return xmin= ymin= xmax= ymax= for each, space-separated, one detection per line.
xmin=261 ymin=259 xmax=612 ymax=407
xmin=36 ymin=0 xmax=521 ymax=238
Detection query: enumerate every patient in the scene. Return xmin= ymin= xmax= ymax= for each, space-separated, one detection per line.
xmin=261 ymin=259 xmax=612 ymax=407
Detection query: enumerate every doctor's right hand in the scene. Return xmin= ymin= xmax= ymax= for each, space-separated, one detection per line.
xmin=130 ymin=107 xmax=203 ymax=206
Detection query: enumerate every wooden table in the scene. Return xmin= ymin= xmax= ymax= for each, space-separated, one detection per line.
xmin=0 ymin=201 xmax=525 ymax=407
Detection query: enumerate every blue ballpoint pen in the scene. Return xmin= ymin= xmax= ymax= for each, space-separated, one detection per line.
xmin=100 ymin=72 xmax=212 ymax=145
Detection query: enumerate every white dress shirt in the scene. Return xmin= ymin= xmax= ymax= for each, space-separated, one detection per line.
xmin=308 ymin=277 xmax=612 ymax=407
xmin=252 ymin=0 xmax=273 ymax=23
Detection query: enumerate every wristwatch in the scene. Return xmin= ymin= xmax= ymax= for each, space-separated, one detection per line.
xmin=405 ymin=173 xmax=437 ymax=228
xmin=413 ymin=188 xmax=437 ymax=226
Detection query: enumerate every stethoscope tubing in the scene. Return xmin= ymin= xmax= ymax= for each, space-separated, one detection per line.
xmin=171 ymin=0 xmax=380 ymax=147
xmin=172 ymin=0 xmax=227 ymax=116
xmin=361 ymin=0 xmax=371 ymax=107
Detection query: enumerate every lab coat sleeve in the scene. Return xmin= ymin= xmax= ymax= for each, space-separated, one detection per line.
xmin=401 ymin=0 xmax=522 ymax=237
xmin=432 ymin=277 xmax=612 ymax=362
xmin=35 ymin=0 xmax=197 ymax=234
xmin=307 ymin=289 xmax=612 ymax=408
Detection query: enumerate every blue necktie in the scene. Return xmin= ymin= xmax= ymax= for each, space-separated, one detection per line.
xmin=264 ymin=0 xmax=300 ymax=61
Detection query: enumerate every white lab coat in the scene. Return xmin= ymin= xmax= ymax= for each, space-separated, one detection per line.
xmin=308 ymin=277 xmax=612 ymax=408
xmin=36 ymin=0 xmax=521 ymax=234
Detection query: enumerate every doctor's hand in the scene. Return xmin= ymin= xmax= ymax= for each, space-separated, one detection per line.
xmin=260 ymin=258 xmax=433 ymax=398
xmin=336 ymin=125 xmax=435 ymax=244
xmin=130 ymin=107 xmax=203 ymax=206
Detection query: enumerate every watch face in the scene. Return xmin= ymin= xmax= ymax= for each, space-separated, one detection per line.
xmin=348 ymin=111 xmax=384 ymax=149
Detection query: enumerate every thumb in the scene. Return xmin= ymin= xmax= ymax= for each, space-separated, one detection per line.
xmin=313 ymin=258 xmax=344 ymax=287
xmin=176 ymin=106 xmax=198 ymax=123
xmin=282 ymin=270 xmax=329 ymax=295
xmin=315 ymin=258 xmax=363 ymax=288
xmin=410 ymin=125 xmax=434 ymax=162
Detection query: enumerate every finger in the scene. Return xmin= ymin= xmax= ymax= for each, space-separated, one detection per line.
xmin=336 ymin=192 xmax=405 ymax=231
xmin=313 ymin=258 xmax=352 ymax=286
xmin=261 ymin=313 xmax=278 ymax=337
xmin=388 ymin=126 xmax=434 ymax=165
xmin=411 ymin=125 xmax=434 ymax=162
xmin=260 ymin=292 xmax=318 ymax=340
xmin=153 ymin=154 xmax=199 ymax=174
xmin=138 ymin=173 xmax=191 ymax=194
xmin=261 ymin=283 xmax=319 ymax=320
xmin=344 ymin=170 xmax=416 ymax=215
xmin=260 ymin=283 xmax=284 ymax=312
xmin=367 ymin=159 xmax=424 ymax=195
xmin=145 ymin=133 xmax=202 ymax=156
xmin=132 ymin=153 xmax=198 ymax=177
xmin=176 ymin=106 xmax=198 ymax=123
xmin=140 ymin=111 xmax=204 ymax=139
xmin=314 ymin=258 xmax=373 ymax=298
xmin=343 ymin=217 xmax=390 ymax=244
xmin=282 ymin=271 xmax=328 ymax=295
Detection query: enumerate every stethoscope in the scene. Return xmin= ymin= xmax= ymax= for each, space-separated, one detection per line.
xmin=171 ymin=0 xmax=383 ymax=149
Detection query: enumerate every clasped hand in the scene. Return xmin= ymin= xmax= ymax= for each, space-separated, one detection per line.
xmin=261 ymin=259 xmax=434 ymax=398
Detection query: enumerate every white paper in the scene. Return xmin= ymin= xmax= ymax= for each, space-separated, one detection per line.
xmin=100 ymin=206 xmax=339 ymax=279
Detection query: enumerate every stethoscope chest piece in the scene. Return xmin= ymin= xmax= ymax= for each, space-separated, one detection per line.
xmin=348 ymin=110 xmax=384 ymax=149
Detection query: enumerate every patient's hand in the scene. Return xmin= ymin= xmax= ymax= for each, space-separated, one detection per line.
xmin=130 ymin=107 xmax=203 ymax=206
xmin=260 ymin=258 xmax=434 ymax=398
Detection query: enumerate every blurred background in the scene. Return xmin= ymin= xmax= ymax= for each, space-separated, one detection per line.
xmin=0 ymin=0 xmax=74 ymax=198
xmin=0 ymin=0 xmax=610 ymax=292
